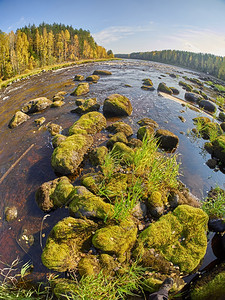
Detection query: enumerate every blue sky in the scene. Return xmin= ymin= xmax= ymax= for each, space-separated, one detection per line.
xmin=1 ymin=0 xmax=225 ymax=56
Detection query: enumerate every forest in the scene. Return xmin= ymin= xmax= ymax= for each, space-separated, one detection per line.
xmin=0 ymin=23 xmax=113 ymax=80
xmin=117 ymin=50 xmax=225 ymax=81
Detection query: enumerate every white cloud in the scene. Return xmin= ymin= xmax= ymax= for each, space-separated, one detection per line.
xmin=93 ymin=25 xmax=153 ymax=45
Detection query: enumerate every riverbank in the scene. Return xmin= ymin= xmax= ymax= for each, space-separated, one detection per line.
xmin=0 ymin=58 xmax=120 ymax=90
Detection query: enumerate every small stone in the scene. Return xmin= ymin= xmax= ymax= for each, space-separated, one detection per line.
xmin=5 ymin=206 xmax=18 ymax=222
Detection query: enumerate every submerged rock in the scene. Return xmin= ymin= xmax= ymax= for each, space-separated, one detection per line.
xmin=86 ymin=75 xmax=100 ymax=82
xmin=35 ymin=176 xmax=74 ymax=211
xmin=134 ymin=205 xmax=208 ymax=273
xmin=142 ymin=78 xmax=153 ymax=86
xmin=8 ymin=111 xmax=30 ymax=128
xmin=69 ymin=112 xmax=106 ymax=135
xmin=155 ymin=129 xmax=179 ymax=151
xmin=41 ymin=217 xmax=98 ymax=271
xmin=71 ymin=98 xmax=100 ymax=114
xmin=47 ymin=123 xmax=63 ymax=136
xmin=74 ymin=74 xmax=84 ymax=81
xmin=103 ymin=94 xmax=133 ymax=116
xmin=21 ymin=97 xmax=52 ymax=114
xmin=92 ymin=218 xmax=137 ymax=262
xmin=93 ymin=70 xmax=112 ymax=75
xmin=71 ymin=82 xmax=89 ymax=96
xmin=137 ymin=118 xmax=159 ymax=128
xmin=106 ymin=132 xmax=128 ymax=149
xmin=106 ymin=121 xmax=133 ymax=137
xmin=51 ymin=133 xmax=93 ymax=175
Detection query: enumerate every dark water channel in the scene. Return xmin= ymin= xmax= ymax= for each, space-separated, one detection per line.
xmin=0 ymin=59 xmax=224 ymax=282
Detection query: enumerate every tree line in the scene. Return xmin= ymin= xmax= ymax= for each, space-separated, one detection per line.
xmin=0 ymin=22 xmax=113 ymax=80
xmin=116 ymin=50 xmax=225 ymax=81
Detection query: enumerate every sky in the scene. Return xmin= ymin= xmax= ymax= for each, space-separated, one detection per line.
xmin=1 ymin=0 xmax=225 ymax=56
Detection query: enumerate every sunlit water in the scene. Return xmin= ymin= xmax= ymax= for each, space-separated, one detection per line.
xmin=0 ymin=59 xmax=223 ymax=280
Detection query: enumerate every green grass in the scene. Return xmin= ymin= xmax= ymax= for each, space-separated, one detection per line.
xmin=201 ymin=186 xmax=225 ymax=218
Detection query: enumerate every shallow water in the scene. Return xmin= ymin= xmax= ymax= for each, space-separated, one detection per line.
xmin=0 ymin=59 xmax=223 ymax=280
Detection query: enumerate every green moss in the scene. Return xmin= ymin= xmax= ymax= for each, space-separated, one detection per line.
xmin=148 ymin=191 xmax=164 ymax=207
xmin=142 ymin=78 xmax=153 ymax=86
xmin=72 ymin=98 xmax=100 ymax=114
xmin=86 ymin=75 xmax=100 ymax=82
xmin=92 ymin=218 xmax=137 ymax=262
xmin=106 ymin=132 xmax=128 ymax=149
xmin=51 ymin=134 xmax=66 ymax=148
xmin=71 ymin=82 xmax=89 ymax=96
xmin=179 ymin=81 xmax=193 ymax=91
xmin=51 ymin=100 xmax=65 ymax=107
xmin=69 ymin=111 xmax=106 ymax=135
xmin=78 ymin=255 xmax=101 ymax=277
xmin=50 ymin=176 xmax=74 ymax=207
xmin=103 ymin=94 xmax=133 ymax=116
xmin=53 ymin=278 xmax=78 ymax=299
xmin=134 ymin=205 xmax=208 ymax=273
xmin=137 ymin=126 xmax=154 ymax=141
xmin=81 ymin=173 xmax=103 ymax=194
xmin=74 ymin=74 xmax=84 ymax=81
xmin=34 ymin=116 xmax=46 ymax=125
xmin=105 ymin=173 xmax=128 ymax=200
xmin=69 ymin=186 xmax=114 ymax=220
xmin=89 ymin=146 xmax=108 ymax=166
xmin=157 ymin=82 xmax=173 ymax=94
xmin=137 ymin=118 xmax=159 ymax=128
xmin=112 ymin=142 xmax=134 ymax=164
xmin=99 ymin=254 xmax=118 ymax=276
xmin=42 ymin=217 xmax=98 ymax=272
xmin=8 ymin=111 xmax=30 ymax=128
xmin=106 ymin=121 xmax=133 ymax=137
xmin=51 ymin=134 xmax=93 ymax=175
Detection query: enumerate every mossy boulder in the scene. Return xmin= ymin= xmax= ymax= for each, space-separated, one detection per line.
xmin=198 ymin=122 xmax=223 ymax=140
xmin=41 ymin=217 xmax=98 ymax=272
xmin=89 ymin=146 xmax=108 ymax=167
xmin=112 ymin=142 xmax=134 ymax=164
xmin=191 ymin=262 xmax=225 ymax=300
xmin=51 ymin=134 xmax=93 ymax=175
xmin=35 ymin=176 xmax=74 ymax=211
xmin=103 ymin=94 xmax=133 ymax=116
xmin=155 ymin=129 xmax=179 ymax=151
xmin=51 ymin=100 xmax=65 ymax=107
xmin=71 ymin=98 xmax=100 ymax=114
xmin=142 ymin=78 xmax=153 ymax=86
xmin=80 ymin=173 xmax=103 ymax=194
xmin=106 ymin=132 xmax=128 ymax=149
xmin=141 ymin=85 xmax=155 ymax=91
xmin=8 ymin=111 xmax=30 ymax=128
xmin=127 ymin=138 xmax=143 ymax=148
xmin=106 ymin=121 xmax=133 ymax=137
xmin=47 ymin=123 xmax=63 ymax=136
xmin=69 ymin=112 xmax=106 ymax=135
xmin=21 ymin=97 xmax=52 ymax=114
xmin=74 ymin=74 xmax=84 ymax=81
xmin=137 ymin=118 xmax=159 ymax=128
xmin=93 ymin=70 xmax=112 ymax=75
xmin=147 ymin=191 xmax=166 ymax=217
xmin=34 ymin=117 xmax=46 ymax=126
xmin=78 ymin=255 xmax=101 ymax=277
xmin=69 ymin=186 xmax=114 ymax=220
xmin=86 ymin=75 xmax=100 ymax=82
xmin=157 ymin=83 xmax=173 ymax=95
xmin=137 ymin=126 xmax=154 ymax=141
xmin=92 ymin=218 xmax=137 ymax=262
xmin=53 ymin=91 xmax=66 ymax=102
xmin=134 ymin=205 xmax=208 ymax=273
xmin=71 ymin=82 xmax=89 ymax=96
xmin=104 ymin=173 xmax=128 ymax=200
xmin=51 ymin=134 xmax=67 ymax=148
xmin=212 ymin=135 xmax=225 ymax=164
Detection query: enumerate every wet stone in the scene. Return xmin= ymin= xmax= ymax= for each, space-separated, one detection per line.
xmin=5 ymin=206 xmax=18 ymax=222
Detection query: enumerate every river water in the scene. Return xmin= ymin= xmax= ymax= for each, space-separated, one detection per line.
xmin=0 ymin=59 xmax=223 ymax=280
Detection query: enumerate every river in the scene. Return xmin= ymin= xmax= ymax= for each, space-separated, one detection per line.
xmin=0 ymin=59 xmax=223 ymax=281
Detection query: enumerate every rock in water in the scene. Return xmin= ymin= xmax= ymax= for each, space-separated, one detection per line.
xmin=157 ymin=83 xmax=173 ymax=95
xmin=155 ymin=129 xmax=179 ymax=151
xmin=71 ymin=82 xmax=89 ymax=96
xmin=8 ymin=111 xmax=30 ymax=128
xmin=21 ymin=97 xmax=52 ymax=114
xmin=51 ymin=133 xmax=93 ymax=175
xmin=103 ymin=94 xmax=133 ymax=116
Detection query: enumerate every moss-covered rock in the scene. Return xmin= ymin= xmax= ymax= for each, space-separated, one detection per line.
xmin=35 ymin=176 xmax=74 ymax=211
xmin=127 ymin=138 xmax=143 ymax=148
xmin=103 ymin=94 xmax=133 ymax=116
xmin=104 ymin=173 xmax=128 ymax=200
xmin=147 ymin=191 xmax=166 ymax=217
xmin=106 ymin=121 xmax=133 ymax=137
xmin=106 ymin=132 xmax=128 ymax=149
xmin=69 ymin=112 xmax=106 ymax=135
xmin=199 ymin=122 xmax=223 ymax=140
xmin=8 ymin=111 xmax=30 ymax=128
xmin=89 ymin=146 xmax=108 ymax=167
xmin=71 ymin=82 xmax=89 ymax=96
xmin=142 ymin=78 xmax=153 ymax=86
xmin=155 ymin=129 xmax=179 ymax=151
xmin=134 ymin=205 xmax=208 ymax=273
xmin=51 ymin=134 xmax=93 ymax=175
xmin=71 ymin=98 xmax=100 ymax=114
xmin=191 ymin=262 xmax=225 ymax=300
xmin=47 ymin=123 xmax=63 ymax=136
xmin=112 ymin=142 xmax=134 ymax=164
xmin=86 ymin=75 xmax=100 ymax=82
xmin=5 ymin=206 xmax=18 ymax=222
xmin=137 ymin=126 xmax=155 ymax=141
xmin=212 ymin=135 xmax=225 ymax=164
xmin=179 ymin=81 xmax=193 ymax=92
xmin=141 ymin=85 xmax=155 ymax=91
xmin=51 ymin=100 xmax=65 ymax=107
xmin=51 ymin=134 xmax=67 ymax=148
xmin=53 ymin=91 xmax=66 ymax=102
xmin=21 ymin=97 xmax=52 ymax=114
xmin=74 ymin=74 xmax=84 ymax=81
xmin=69 ymin=186 xmax=114 ymax=220
xmin=78 ymin=255 xmax=101 ymax=277
xmin=93 ymin=70 xmax=112 ymax=75
xmin=92 ymin=218 xmax=137 ymax=262
xmin=53 ymin=278 xmax=78 ymax=299
xmin=157 ymin=83 xmax=173 ymax=95
xmin=41 ymin=217 xmax=98 ymax=272
xmin=34 ymin=116 xmax=46 ymax=126
xmin=137 ymin=118 xmax=159 ymax=128
xmin=80 ymin=173 xmax=103 ymax=194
